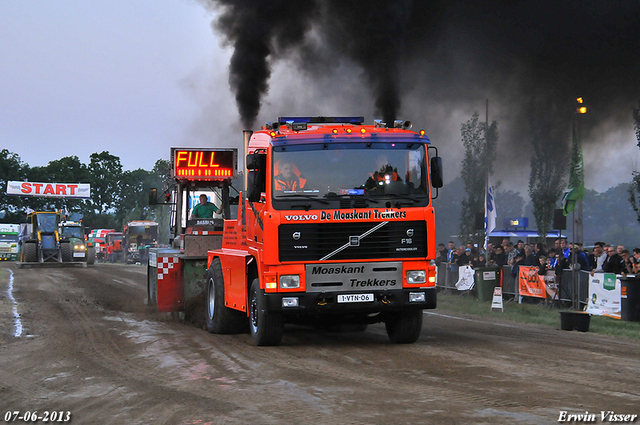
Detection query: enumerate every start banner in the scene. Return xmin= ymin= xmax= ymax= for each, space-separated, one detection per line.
xmin=518 ymin=266 xmax=546 ymax=298
xmin=6 ymin=181 xmax=91 ymax=199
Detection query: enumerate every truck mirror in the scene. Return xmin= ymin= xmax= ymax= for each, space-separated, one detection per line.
xmin=246 ymin=170 xmax=265 ymax=202
xmin=149 ymin=188 xmax=157 ymax=205
xmin=430 ymin=157 xmax=443 ymax=188
xmin=246 ymin=152 xmax=266 ymax=170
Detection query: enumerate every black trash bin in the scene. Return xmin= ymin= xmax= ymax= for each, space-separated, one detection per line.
xmin=620 ymin=277 xmax=640 ymax=322
xmin=474 ymin=267 xmax=500 ymax=302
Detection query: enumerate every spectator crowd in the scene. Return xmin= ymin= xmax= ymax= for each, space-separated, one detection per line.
xmin=435 ymin=238 xmax=640 ymax=277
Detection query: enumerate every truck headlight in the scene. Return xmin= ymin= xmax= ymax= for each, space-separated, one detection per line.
xmin=74 ymin=244 xmax=86 ymax=251
xmin=280 ymin=275 xmax=300 ymax=289
xmin=406 ymin=270 xmax=426 ymax=284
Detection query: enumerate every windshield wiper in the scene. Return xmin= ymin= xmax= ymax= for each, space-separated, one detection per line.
xmin=323 ymin=193 xmax=379 ymax=204
xmin=276 ymin=194 xmax=329 ymax=204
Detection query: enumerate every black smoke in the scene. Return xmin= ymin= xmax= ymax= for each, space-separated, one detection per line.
xmin=203 ymin=0 xmax=640 ymax=149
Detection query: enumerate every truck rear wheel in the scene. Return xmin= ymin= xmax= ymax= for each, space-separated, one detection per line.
xmin=385 ymin=310 xmax=423 ymax=344
xmin=249 ymin=278 xmax=283 ymax=346
xmin=205 ymin=258 xmax=247 ymax=334
xmin=22 ymin=243 xmax=37 ymax=263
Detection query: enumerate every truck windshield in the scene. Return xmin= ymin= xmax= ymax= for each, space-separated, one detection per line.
xmin=61 ymin=227 xmax=84 ymax=239
xmin=272 ymin=143 xmax=429 ymax=202
xmin=37 ymin=213 xmax=58 ymax=233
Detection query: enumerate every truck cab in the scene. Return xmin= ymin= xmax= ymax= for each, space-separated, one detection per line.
xmin=0 ymin=224 xmax=21 ymax=261
xmin=209 ymin=117 xmax=443 ymax=345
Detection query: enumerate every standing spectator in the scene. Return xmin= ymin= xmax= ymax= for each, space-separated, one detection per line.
xmin=475 ymin=253 xmax=487 ymax=267
xmin=620 ymin=249 xmax=633 ymax=276
xmin=602 ymin=245 xmax=624 ymax=274
xmin=506 ymin=242 xmax=518 ymax=265
xmin=447 ymin=241 xmax=457 ymax=271
xmin=516 ymin=240 xmax=525 ymax=256
xmin=632 ymin=248 xmax=640 ymax=274
xmin=554 ymin=238 xmax=562 ymax=254
xmin=485 ymin=242 xmax=496 ymax=266
xmin=589 ymin=242 xmax=607 ymax=274
xmin=512 ymin=252 xmax=526 ymax=277
xmin=493 ymin=245 xmax=507 ymax=267
xmin=548 ymin=248 xmax=559 ymax=269
xmin=617 ymin=245 xmax=625 ymax=256
xmin=569 ymin=243 xmax=590 ymax=271
xmin=456 ymin=246 xmax=470 ymax=267
xmin=524 ymin=244 xmax=537 ymax=266
xmin=534 ymin=242 xmax=547 ymax=258
xmin=466 ymin=240 xmax=478 ymax=256
xmin=560 ymin=238 xmax=570 ymax=259
xmin=537 ymin=255 xmax=548 ymax=275
xmin=435 ymin=243 xmax=447 ymax=266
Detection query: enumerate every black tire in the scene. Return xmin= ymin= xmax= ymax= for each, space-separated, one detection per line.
xmin=61 ymin=242 xmax=72 ymax=262
xmin=385 ymin=310 xmax=423 ymax=344
xmin=22 ymin=242 xmax=37 ymax=263
xmin=249 ymin=278 xmax=283 ymax=346
xmin=205 ymin=258 xmax=248 ymax=334
xmin=86 ymin=247 xmax=95 ymax=265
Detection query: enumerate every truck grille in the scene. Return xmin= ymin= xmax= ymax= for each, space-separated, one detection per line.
xmin=278 ymin=221 xmax=427 ymax=262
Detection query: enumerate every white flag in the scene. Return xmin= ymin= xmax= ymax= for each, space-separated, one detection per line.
xmin=484 ymin=175 xmax=497 ymax=249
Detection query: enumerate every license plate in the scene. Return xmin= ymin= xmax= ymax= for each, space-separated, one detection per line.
xmin=73 ymin=252 xmax=85 ymax=258
xmin=337 ymin=293 xmax=374 ymax=303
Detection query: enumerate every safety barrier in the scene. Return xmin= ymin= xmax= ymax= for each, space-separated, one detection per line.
xmin=436 ymin=263 xmax=590 ymax=306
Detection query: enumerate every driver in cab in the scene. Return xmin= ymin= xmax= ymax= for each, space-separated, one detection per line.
xmin=365 ymin=154 xmax=401 ymax=190
xmin=274 ymin=160 xmax=305 ymax=191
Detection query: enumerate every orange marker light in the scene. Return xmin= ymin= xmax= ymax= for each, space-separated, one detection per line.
xmin=346 ymin=128 xmax=352 ymax=134
xmin=360 ymin=128 xmax=366 ymax=134
xmin=419 ymin=129 xmax=426 ymax=136
xmin=270 ymin=131 xmax=276 ymax=137
xmin=332 ymin=128 xmax=338 ymax=134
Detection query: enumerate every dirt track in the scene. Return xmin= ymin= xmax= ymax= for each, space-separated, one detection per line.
xmin=0 ymin=262 xmax=639 ymax=424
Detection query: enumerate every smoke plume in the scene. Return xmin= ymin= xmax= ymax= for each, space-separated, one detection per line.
xmin=201 ymin=0 xmax=640 ymax=191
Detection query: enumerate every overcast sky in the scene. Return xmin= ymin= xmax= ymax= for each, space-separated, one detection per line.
xmin=1 ymin=0 xmax=638 ymax=195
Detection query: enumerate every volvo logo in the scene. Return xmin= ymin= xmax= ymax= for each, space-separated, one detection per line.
xmin=406 ymin=228 xmax=414 ymax=237
xmin=292 ymin=232 xmax=301 ymax=240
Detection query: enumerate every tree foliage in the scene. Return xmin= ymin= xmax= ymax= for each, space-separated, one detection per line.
xmin=0 ymin=149 xmax=180 ymax=245
xmin=0 ymin=149 xmax=27 ymax=221
xmin=459 ymin=112 xmax=498 ymax=243
xmin=527 ymin=99 xmax=569 ymax=243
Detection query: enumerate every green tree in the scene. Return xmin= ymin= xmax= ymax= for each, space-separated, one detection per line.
xmin=88 ymin=151 xmax=123 ymax=215
xmin=0 ymin=149 xmax=27 ymax=222
xmin=527 ymin=99 xmax=569 ymax=243
xmin=459 ymin=112 xmax=498 ymax=244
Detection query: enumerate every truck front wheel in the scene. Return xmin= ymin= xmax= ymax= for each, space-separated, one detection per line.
xmin=205 ymin=258 xmax=247 ymax=334
xmin=385 ymin=310 xmax=423 ymax=344
xmin=22 ymin=243 xmax=37 ymax=263
xmin=249 ymin=278 xmax=283 ymax=346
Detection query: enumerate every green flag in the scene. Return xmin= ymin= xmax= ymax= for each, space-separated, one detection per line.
xmin=562 ymin=124 xmax=585 ymax=216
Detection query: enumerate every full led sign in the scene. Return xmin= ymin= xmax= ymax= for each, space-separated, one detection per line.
xmin=171 ymin=148 xmax=237 ymax=181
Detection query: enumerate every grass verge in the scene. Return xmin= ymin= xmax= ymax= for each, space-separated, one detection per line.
xmin=435 ymin=289 xmax=640 ymax=341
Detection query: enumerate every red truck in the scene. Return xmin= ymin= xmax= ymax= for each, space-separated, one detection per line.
xmin=148 ymin=116 xmax=443 ymax=346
